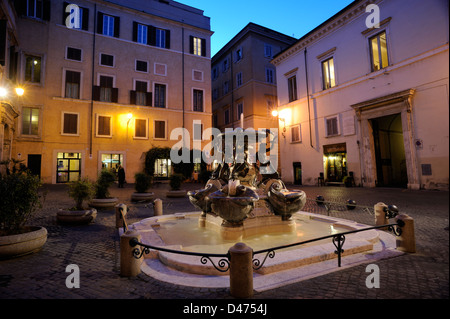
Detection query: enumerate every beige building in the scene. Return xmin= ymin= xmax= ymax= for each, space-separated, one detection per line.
xmin=272 ymin=0 xmax=449 ymax=189
xmin=8 ymin=0 xmax=212 ymax=183
xmin=211 ymin=23 xmax=296 ymax=132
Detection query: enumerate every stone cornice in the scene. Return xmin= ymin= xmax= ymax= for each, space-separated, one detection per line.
xmin=272 ymin=0 xmax=380 ymax=66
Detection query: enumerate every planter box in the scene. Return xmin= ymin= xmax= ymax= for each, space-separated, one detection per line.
xmin=57 ymin=209 xmax=97 ymax=225
xmin=89 ymin=198 xmax=118 ymax=209
xmin=131 ymin=192 xmax=154 ymax=202
xmin=166 ymin=190 xmax=187 ymax=198
xmin=0 ymin=226 xmax=47 ymax=260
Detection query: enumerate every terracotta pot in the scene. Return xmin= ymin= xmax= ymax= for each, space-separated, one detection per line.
xmin=0 ymin=226 xmax=47 ymax=260
xmin=131 ymin=192 xmax=154 ymax=202
xmin=89 ymin=197 xmax=118 ymax=208
xmin=57 ymin=208 xmax=97 ymax=225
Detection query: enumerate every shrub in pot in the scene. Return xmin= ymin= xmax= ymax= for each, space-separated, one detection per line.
xmin=166 ymin=173 xmax=186 ymax=198
xmin=89 ymin=169 xmax=118 ymax=209
xmin=131 ymin=172 xmax=154 ymax=202
xmin=57 ymin=178 xmax=97 ymax=225
xmin=0 ymin=166 xmax=47 ymax=259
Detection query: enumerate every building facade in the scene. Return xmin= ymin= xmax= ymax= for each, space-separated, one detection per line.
xmin=272 ymin=0 xmax=449 ymax=189
xmin=9 ymin=0 xmax=212 ymax=183
xmin=212 ymin=23 xmax=296 ymax=132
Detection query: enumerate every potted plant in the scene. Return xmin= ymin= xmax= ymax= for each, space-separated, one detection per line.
xmin=166 ymin=173 xmax=187 ymax=198
xmin=131 ymin=172 xmax=154 ymax=202
xmin=89 ymin=169 xmax=118 ymax=209
xmin=57 ymin=178 xmax=97 ymax=225
xmin=0 ymin=162 xmax=47 ymax=259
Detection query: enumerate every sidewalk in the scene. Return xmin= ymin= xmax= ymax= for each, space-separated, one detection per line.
xmin=0 ymin=182 xmax=448 ymax=299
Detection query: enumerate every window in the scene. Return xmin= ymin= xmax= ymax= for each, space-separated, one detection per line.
xmin=190 ymin=36 xmax=206 ymax=57
xmin=155 ymin=29 xmax=166 ymax=48
xmin=100 ymin=53 xmax=114 ymax=67
xmin=21 ymin=107 xmax=39 ymax=135
xmin=325 ymin=116 xmax=339 ymax=137
xmin=27 ymin=0 xmax=43 ymax=19
xmin=62 ymin=112 xmax=79 ymax=135
xmin=154 ymin=120 xmax=166 ymax=139
xmin=193 ymin=122 xmax=203 ymax=141
xmin=97 ymin=115 xmax=112 ymax=137
xmin=322 ymin=57 xmax=336 ymax=89
xmin=266 ymin=68 xmax=274 ymax=83
xmin=97 ymin=12 xmax=119 ymax=38
xmin=136 ymin=60 xmax=148 ymax=73
xmin=288 ymin=76 xmax=297 ymax=102
xmin=94 ymin=75 xmax=117 ymax=102
xmin=235 ymin=48 xmax=243 ymax=62
xmin=264 ymin=44 xmax=272 ymax=58
xmin=212 ymin=67 xmax=218 ymax=81
xmin=154 ymin=83 xmax=166 ymax=108
xmin=237 ymin=102 xmax=243 ymax=119
xmin=134 ymin=119 xmax=148 ymax=139
xmin=212 ymin=88 xmax=219 ymax=101
xmin=224 ymin=108 xmax=230 ymax=125
xmin=66 ymin=47 xmax=82 ymax=61
xmin=130 ymin=80 xmax=152 ymax=106
xmin=290 ymin=125 xmax=301 ymax=143
xmin=65 ymin=70 xmax=81 ymax=99
xmin=236 ymin=72 xmax=243 ymax=87
xmin=56 ymin=152 xmax=81 ymax=183
xmin=137 ymin=24 xmax=147 ymax=44
xmin=223 ymin=81 xmax=230 ymax=95
xmin=222 ymin=58 xmax=229 ymax=72
xmin=370 ymin=31 xmax=389 ymax=71
xmin=25 ymin=55 xmax=41 ymax=83
xmin=213 ymin=113 xmax=218 ymax=127
xmin=193 ymin=89 xmax=204 ymax=112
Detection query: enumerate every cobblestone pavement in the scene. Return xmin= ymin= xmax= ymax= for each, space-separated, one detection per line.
xmin=0 ymin=181 xmax=448 ymax=301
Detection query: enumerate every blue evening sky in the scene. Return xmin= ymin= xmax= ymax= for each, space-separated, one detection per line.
xmin=180 ymin=0 xmax=355 ymax=57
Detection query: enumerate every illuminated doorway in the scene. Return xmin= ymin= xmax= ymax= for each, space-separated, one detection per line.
xmin=56 ymin=152 xmax=81 ymax=183
xmin=323 ymin=143 xmax=347 ymax=183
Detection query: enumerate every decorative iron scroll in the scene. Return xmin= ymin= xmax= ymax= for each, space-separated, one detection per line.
xmin=252 ymin=250 xmax=275 ymax=270
xmin=332 ymin=234 xmax=346 ymax=267
xmin=200 ymin=256 xmax=230 ymax=273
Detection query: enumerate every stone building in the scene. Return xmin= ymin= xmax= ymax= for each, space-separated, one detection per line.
xmin=272 ymin=0 xmax=449 ymax=189
xmin=8 ymin=0 xmax=212 ymax=183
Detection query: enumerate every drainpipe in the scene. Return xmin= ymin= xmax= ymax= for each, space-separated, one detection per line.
xmin=304 ymin=47 xmax=313 ymax=149
xmin=89 ymin=4 xmax=97 ymax=158
xmin=182 ymin=24 xmax=186 ymax=148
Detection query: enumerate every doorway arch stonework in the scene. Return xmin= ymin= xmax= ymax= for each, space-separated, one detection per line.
xmin=351 ymin=89 xmax=420 ymax=189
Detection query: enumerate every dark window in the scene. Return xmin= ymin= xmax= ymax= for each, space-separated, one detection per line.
xmin=100 ymin=53 xmax=114 ymax=67
xmin=93 ymin=75 xmax=118 ymax=102
xmin=288 ymin=76 xmax=297 ymax=102
xmin=67 ymin=47 xmax=82 ymax=61
xmin=193 ymin=89 xmax=203 ymax=112
xmin=135 ymin=119 xmax=147 ymax=138
xmin=136 ymin=60 xmax=148 ymax=72
xmin=154 ymin=84 xmax=166 ymax=108
xmin=154 ymin=120 xmax=166 ymax=139
xmin=63 ymin=113 xmax=78 ymax=135
xmin=130 ymin=81 xmax=152 ymax=106
xmin=97 ymin=115 xmax=111 ymax=136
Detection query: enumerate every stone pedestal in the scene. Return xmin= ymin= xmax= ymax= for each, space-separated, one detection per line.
xmin=229 ymin=243 xmax=253 ymax=298
xmin=120 ymin=230 xmax=142 ymax=277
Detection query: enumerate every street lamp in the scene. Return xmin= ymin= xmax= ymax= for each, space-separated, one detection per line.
xmin=271 ymin=109 xmax=286 ymax=139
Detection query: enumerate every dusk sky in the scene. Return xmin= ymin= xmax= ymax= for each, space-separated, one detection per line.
xmin=180 ymin=0 xmax=355 ymax=56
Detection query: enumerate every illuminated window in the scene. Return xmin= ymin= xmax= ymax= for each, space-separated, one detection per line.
xmin=25 ymin=55 xmax=41 ymax=83
xmin=370 ymin=31 xmax=389 ymax=71
xmin=190 ymin=36 xmax=206 ymax=57
xmin=22 ymin=107 xmax=39 ymax=135
xmin=322 ymin=57 xmax=336 ymax=90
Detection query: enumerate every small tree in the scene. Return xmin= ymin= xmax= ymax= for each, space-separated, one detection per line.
xmin=169 ymin=173 xmax=184 ymax=191
xmin=94 ymin=170 xmax=116 ymax=199
xmin=134 ymin=172 xmax=152 ymax=193
xmin=68 ymin=178 xmax=94 ymax=210
xmin=0 ymin=171 xmax=42 ymax=235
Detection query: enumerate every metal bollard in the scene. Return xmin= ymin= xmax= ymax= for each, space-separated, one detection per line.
xmin=153 ymin=198 xmax=163 ymax=216
xmin=395 ymin=214 xmax=416 ymax=253
xmin=120 ymin=230 xmax=142 ymax=277
xmin=115 ymin=204 xmax=127 ymax=229
xmin=374 ymin=202 xmax=388 ymax=227
xmin=229 ymin=243 xmax=254 ymax=298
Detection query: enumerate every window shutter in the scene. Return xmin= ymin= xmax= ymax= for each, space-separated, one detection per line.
xmin=130 ymin=90 xmax=136 ymax=105
xmin=113 ymin=16 xmax=120 ymax=38
xmin=189 ymin=36 xmax=194 ymax=54
xmin=146 ymin=92 xmax=153 ymax=107
xmin=165 ymin=30 xmax=171 ymax=49
xmin=92 ymin=86 xmax=100 ymax=101
xmin=111 ymin=88 xmax=119 ymax=103
xmin=201 ymin=38 xmax=206 ymax=57
xmin=132 ymin=22 xmax=138 ymax=42
xmin=148 ymin=25 xmax=156 ymax=46
xmin=96 ymin=12 xmax=104 ymax=34
xmin=82 ymin=8 xmax=89 ymax=31
xmin=43 ymin=0 xmax=51 ymax=21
